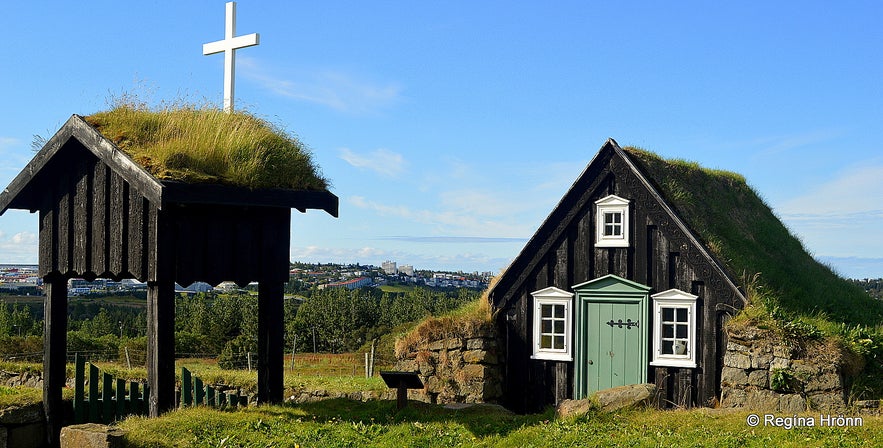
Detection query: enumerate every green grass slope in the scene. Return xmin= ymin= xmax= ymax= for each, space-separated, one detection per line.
xmin=85 ymin=104 xmax=328 ymax=190
xmin=624 ymin=147 xmax=882 ymax=326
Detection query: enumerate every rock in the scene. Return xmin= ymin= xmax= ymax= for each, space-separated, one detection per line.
xmin=751 ymin=353 xmax=772 ymax=370
xmin=556 ymin=399 xmax=597 ymax=419
xmin=744 ymin=389 xmax=781 ymax=412
xmin=726 ymin=342 xmax=750 ymax=353
xmin=720 ymin=367 xmax=748 ymax=386
xmin=720 ymin=387 xmax=747 ymax=408
xmin=779 ymin=394 xmax=807 ymax=413
xmin=0 ymin=403 xmax=44 ymax=425
xmin=805 ymin=372 xmax=841 ymax=393
xmin=807 ymin=392 xmax=846 ymax=412
xmin=747 ymin=370 xmax=769 ymax=388
xmin=60 ymin=423 xmax=125 ymax=448
xmin=723 ymin=352 xmax=751 ymax=369
xmin=466 ymin=338 xmax=497 ymax=350
xmin=594 ymin=383 xmax=657 ymax=412
xmin=770 ymin=357 xmax=790 ymax=370
xmin=463 ymin=350 xmax=498 ymax=364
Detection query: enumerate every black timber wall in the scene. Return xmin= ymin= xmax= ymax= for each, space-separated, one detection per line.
xmin=34 ymin=139 xmax=291 ymax=286
xmin=497 ymin=151 xmax=742 ymax=413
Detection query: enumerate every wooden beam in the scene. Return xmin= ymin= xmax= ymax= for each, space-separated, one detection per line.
xmin=257 ymin=280 xmax=284 ymax=404
xmin=147 ymin=278 xmax=176 ymax=417
xmin=42 ymin=274 xmax=68 ymax=447
xmin=147 ymin=208 xmax=176 ymax=417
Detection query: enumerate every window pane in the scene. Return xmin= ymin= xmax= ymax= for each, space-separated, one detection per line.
xmin=662 ymin=308 xmax=674 ymax=321
xmin=541 ymin=320 xmax=552 ymax=333
xmin=662 ymin=340 xmax=673 ymax=355
xmin=554 ymin=320 xmax=565 ymax=333
xmin=676 ymin=308 xmax=688 ymax=322
xmin=554 ymin=305 xmax=565 ymax=318
xmin=541 ymin=335 xmax=552 ymax=349
xmin=676 ymin=324 xmax=688 ymax=339
xmin=554 ymin=336 xmax=565 ymax=350
xmin=662 ymin=323 xmax=673 ymax=339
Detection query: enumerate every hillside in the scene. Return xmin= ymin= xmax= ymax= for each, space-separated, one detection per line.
xmin=624 ymin=147 xmax=883 ymax=326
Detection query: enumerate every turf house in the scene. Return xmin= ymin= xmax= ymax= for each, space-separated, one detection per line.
xmin=488 ymin=138 xmax=876 ymax=413
xmin=0 ymin=107 xmax=338 ymax=444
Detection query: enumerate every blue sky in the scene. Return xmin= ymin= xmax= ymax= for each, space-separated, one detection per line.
xmin=1 ymin=1 xmax=881 ymax=278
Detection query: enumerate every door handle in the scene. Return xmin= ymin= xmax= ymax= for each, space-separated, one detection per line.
xmin=587 ymin=360 xmax=593 ymax=365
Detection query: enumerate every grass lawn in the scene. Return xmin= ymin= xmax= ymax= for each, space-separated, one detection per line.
xmin=118 ymin=401 xmax=883 ymax=448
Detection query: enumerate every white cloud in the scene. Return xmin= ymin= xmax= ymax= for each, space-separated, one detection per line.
xmin=749 ymin=130 xmax=841 ymax=159
xmin=290 ymin=245 xmax=511 ymax=273
xmin=339 ymin=148 xmax=406 ymax=177
xmin=240 ymin=57 xmax=402 ymax=113
xmin=775 ymin=163 xmax=883 ymax=259
xmin=348 ymin=194 xmax=535 ymax=238
xmin=777 ymin=164 xmax=883 ymax=217
xmin=0 ymin=231 xmax=38 ymax=264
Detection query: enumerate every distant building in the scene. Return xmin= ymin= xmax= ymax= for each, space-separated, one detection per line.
xmin=399 ymin=264 xmax=415 ymax=276
xmin=322 ymin=276 xmax=372 ymax=290
xmin=382 ymin=261 xmax=397 ymax=275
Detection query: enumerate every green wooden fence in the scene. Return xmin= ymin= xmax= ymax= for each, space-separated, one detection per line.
xmin=73 ymin=356 xmax=252 ymax=424
xmin=180 ymin=367 xmax=250 ymax=408
xmin=73 ymin=353 xmax=149 ymax=424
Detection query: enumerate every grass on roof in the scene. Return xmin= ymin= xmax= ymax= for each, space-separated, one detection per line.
xmin=623 ymin=146 xmax=883 ymax=327
xmin=84 ymin=103 xmax=328 ymax=190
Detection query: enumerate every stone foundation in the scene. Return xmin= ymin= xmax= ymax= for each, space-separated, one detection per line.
xmin=0 ymin=403 xmax=47 ymax=448
xmin=395 ymin=335 xmax=503 ymax=404
xmin=720 ymin=326 xmax=857 ymax=412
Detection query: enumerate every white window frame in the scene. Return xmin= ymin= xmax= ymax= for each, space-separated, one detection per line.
xmin=530 ymin=286 xmax=574 ymax=361
xmin=595 ymin=195 xmax=630 ymax=248
xmin=650 ymin=289 xmax=698 ymax=368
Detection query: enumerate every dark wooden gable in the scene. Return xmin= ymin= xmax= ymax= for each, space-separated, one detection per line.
xmin=488 ymin=139 xmax=746 ymax=413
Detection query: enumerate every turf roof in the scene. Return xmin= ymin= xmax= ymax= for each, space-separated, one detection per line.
xmin=623 ymin=147 xmax=882 ymax=326
xmin=84 ymin=105 xmax=328 ymax=191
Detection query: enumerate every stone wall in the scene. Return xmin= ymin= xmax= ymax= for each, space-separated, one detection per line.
xmin=395 ymin=335 xmax=503 ymax=404
xmin=0 ymin=404 xmax=47 ymax=448
xmin=720 ymin=326 xmax=858 ymax=412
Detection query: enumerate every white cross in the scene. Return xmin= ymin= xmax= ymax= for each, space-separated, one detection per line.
xmin=203 ymin=2 xmax=260 ymax=113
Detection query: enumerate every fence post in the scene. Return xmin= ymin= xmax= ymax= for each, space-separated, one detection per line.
xmin=365 ymin=353 xmax=369 ymax=378
xmin=129 ymin=381 xmax=140 ymax=416
xmin=74 ymin=354 xmax=86 ymax=424
xmin=125 ymin=346 xmax=132 ymax=370
xmin=369 ymin=339 xmax=376 ymax=377
xmin=247 ymin=352 xmax=252 ymax=372
xmin=102 ymin=372 xmax=114 ymax=423
xmin=206 ymin=386 xmax=215 ymax=408
xmin=88 ymin=363 xmax=100 ymax=423
xmin=195 ymin=377 xmax=204 ymax=405
xmin=291 ymin=333 xmax=297 ymax=372
xmin=182 ymin=367 xmax=192 ymax=407
xmin=116 ymin=379 xmax=126 ymax=417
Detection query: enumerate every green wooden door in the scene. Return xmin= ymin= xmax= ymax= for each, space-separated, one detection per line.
xmin=573 ymin=275 xmax=650 ymax=398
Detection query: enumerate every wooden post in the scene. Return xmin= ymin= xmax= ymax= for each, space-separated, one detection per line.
xmin=257 ymin=280 xmax=284 ymax=404
xmin=397 ymin=381 xmax=408 ymax=410
xmin=42 ymin=274 xmax=68 ymax=447
xmin=147 ymin=277 xmax=176 ymax=417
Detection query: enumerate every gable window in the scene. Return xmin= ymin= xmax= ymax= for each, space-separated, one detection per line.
xmin=650 ymin=289 xmax=698 ymax=368
xmin=595 ymin=195 xmax=630 ymax=247
xmin=531 ymin=287 xmax=573 ymax=361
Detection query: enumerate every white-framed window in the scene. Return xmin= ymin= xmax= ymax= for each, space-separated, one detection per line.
xmin=530 ymin=286 xmax=574 ymax=361
xmin=650 ymin=289 xmax=698 ymax=368
xmin=595 ymin=195 xmax=630 ymax=247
